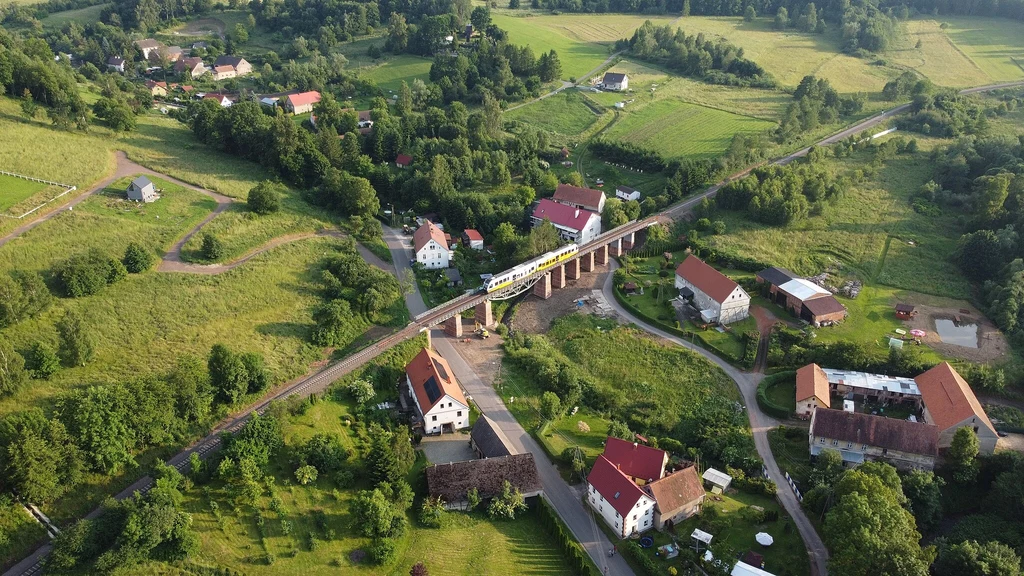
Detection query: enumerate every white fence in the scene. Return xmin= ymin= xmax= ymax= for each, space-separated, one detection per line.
xmin=0 ymin=170 xmax=77 ymax=219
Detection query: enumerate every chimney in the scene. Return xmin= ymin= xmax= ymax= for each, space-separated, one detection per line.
xmin=633 ymin=442 xmax=638 ymax=448
xmin=575 ymin=208 xmax=580 ymax=218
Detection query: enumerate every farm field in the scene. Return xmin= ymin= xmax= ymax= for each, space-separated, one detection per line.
xmin=939 ymin=17 xmax=1024 ymax=82
xmin=506 ymin=91 xmax=599 ymax=136
xmin=493 ymin=13 xmax=680 ymax=80
xmin=604 ymin=98 xmax=776 ymax=160
xmin=893 ymin=19 xmax=993 ymax=88
xmin=0 ymin=174 xmax=46 ymax=212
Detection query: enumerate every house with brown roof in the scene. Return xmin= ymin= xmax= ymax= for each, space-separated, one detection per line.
xmin=413 ymin=221 xmax=452 ymax=270
xmin=213 ymin=55 xmax=252 ymax=76
xmin=675 ymin=255 xmax=750 ymax=325
xmin=404 ymin=348 xmax=468 ymax=435
xmin=426 ymin=453 xmax=542 ymax=509
xmin=107 ymin=56 xmax=126 ymax=73
xmin=462 ymin=229 xmax=484 ymax=250
xmin=211 ymin=64 xmax=236 ymax=80
xmin=144 ymin=79 xmax=167 ymax=97
xmin=552 ymin=183 xmax=606 ymax=213
xmin=174 ymin=57 xmax=207 ymax=77
xmin=809 ymin=408 xmax=939 ymax=470
xmin=795 ymin=363 xmax=830 ymax=419
xmin=916 ymin=362 xmax=998 ymax=454
xmin=647 ymin=465 xmax=705 ymax=530
xmin=756 ymin=268 xmax=847 ymax=326
xmin=134 ymin=38 xmax=162 ymax=60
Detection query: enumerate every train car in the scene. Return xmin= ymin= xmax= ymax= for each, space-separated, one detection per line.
xmin=484 ymin=244 xmax=578 ymax=293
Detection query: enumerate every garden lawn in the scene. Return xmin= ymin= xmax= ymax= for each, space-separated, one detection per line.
xmin=764 ymin=375 xmax=796 ymax=413
xmin=604 ymin=99 xmax=775 ymax=161
xmin=0 ymin=174 xmax=47 ymax=212
xmin=359 ymin=54 xmax=433 ymax=92
xmin=507 ymin=91 xmax=599 ymax=137
xmin=537 ymin=411 xmax=613 ymax=480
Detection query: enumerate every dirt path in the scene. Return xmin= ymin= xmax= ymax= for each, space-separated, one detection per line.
xmin=749 ymin=305 xmax=778 ymax=374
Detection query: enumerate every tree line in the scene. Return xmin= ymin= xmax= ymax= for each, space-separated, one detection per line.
xmin=0 ymin=30 xmax=90 ymax=130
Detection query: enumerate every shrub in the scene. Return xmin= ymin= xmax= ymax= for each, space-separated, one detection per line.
xmin=369 ymin=538 xmax=397 ymax=564
xmin=247 ymin=181 xmax=281 ymax=215
xmin=25 ymin=341 xmax=60 ymax=379
xmin=54 ymin=248 xmax=127 ymax=297
xmin=122 ymin=242 xmax=153 ymax=273
xmin=201 ymin=233 xmax=224 ymax=261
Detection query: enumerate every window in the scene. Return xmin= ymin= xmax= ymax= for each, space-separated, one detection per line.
xmin=432 ymin=415 xmax=437 ymax=421
xmin=861 ymin=444 xmax=868 ymax=450
xmin=819 ymin=438 xmax=825 ymax=444
xmin=457 ymin=411 xmax=462 ymax=417
xmin=832 ymin=439 xmax=839 ymax=446
xmin=633 ymin=514 xmax=637 ymax=521
xmin=882 ymin=448 xmax=888 ymax=456
xmin=644 ymin=520 xmax=649 ymax=527
xmin=846 ymin=442 xmax=853 ymax=448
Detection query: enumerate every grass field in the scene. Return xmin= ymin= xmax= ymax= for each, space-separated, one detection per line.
xmin=605 ymin=98 xmax=776 ymax=160
xmin=893 ymin=20 xmax=993 ymax=88
xmin=493 ymin=13 xmax=681 ymax=80
xmin=939 ymin=17 xmax=1024 ymax=82
xmin=360 ymin=54 xmax=433 ymax=92
xmin=506 ymin=91 xmax=599 ymax=136
xmin=0 ymin=174 xmax=47 ymax=212
xmin=39 ymin=2 xmax=107 ymax=27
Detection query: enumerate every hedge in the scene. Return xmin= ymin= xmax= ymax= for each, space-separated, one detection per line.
xmin=536 ymin=498 xmax=600 ymax=576
xmin=622 ymin=540 xmax=667 ymax=576
xmin=756 ymin=370 xmax=796 ymax=420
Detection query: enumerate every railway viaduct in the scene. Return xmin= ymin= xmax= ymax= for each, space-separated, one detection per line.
xmin=416 ymin=217 xmax=658 ymax=338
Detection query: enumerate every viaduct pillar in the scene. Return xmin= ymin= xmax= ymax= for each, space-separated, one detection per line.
xmin=610 ymin=238 xmax=623 ymax=257
xmin=444 ymin=314 xmax=463 ymax=337
xmin=475 ymin=300 xmax=494 ymax=328
xmin=551 ymin=264 xmax=566 ymax=289
xmin=580 ymin=251 xmax=595 ymax=272
xmin=623 ymin=231 xmax=636 ymax=251
xmin=566 ymin=258 xmax=581 ymax=280
xmin=595 ymin=245 xmax=609 ymax=266
xmin=533 ymin=272 xmax=552 ymax=299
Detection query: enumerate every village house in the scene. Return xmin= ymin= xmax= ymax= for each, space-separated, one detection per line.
xmin=462 ymin=229 xmax=484 ymax=250
xmin=107 ymin=56 xmax=126 ymax=73
xmin=587 ymin=454 xmax=658 ymax=538
xmin=552 ymin=183 xmax=606 ymax=213
xmin=126 ymin=176 xmax=158 ymax=203
xmin=823 ymin=366 xmax=922 ymax=409
xmin=211 ymin=65 xmax=236 ymax=80
xmin=444 ymin=268 xmax=463 ymax=287
xmin=647 ymin=465 xmax=705 ymax=530
xmin=144 ymin=80 xmax=167 ymax=97
xmin=213 ymin=55 xmax=252 ymax=76
xmin=285 ymin=91 xmax=321 ymax=114
xmin=426 ymin=453 xmax=542 ymax=509
xmin=601 ymin=72 xmax=629 ymax=91
xmin=916 ymin=362 xmax=999 ymax=454
xmin=755 ymin=267 xmax=846 ymax=325
xmin=174 ymin=57 xmax=207 ymax=78
xmin=404 ymin=347 xmax=469 ymax=435
xmin=616 ymin=185 xmax=641 ymax=202
xmin=202 ymin=93 xmax=233 ymax=107
xmin=809 ymin=408 xmax=939 ymax=470
xmin=259 ymin=97 xmax=279 ymax=108
xmin=134 ymin=38 xmax=162 ymax=60
xmin=395 ymin=153 xmax=413 ymax=168
xmin=470 ymin=415 xmax=516 ymax=458
xmin=531 ymin=198 xmax=602 ymax=245
xmin=675 ymin=255 xmax=750 ymax=325
xmin=795 ymin=363 xmax=830 ymax=419
xmin=413 ymin=221 xmax=452 ymax=269
xmin=154 ymin=45 xmax=184 ymax=63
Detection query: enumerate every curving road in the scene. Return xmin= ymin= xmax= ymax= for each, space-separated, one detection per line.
xmin=598 ymin=264 xmax=830 ymax=575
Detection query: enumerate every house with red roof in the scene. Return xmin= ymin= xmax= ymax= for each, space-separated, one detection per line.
xmin=675 ymin=255 xmax=750 ymax=325
xmin=285 ymin=91 xmax=321 ymax=114
xmin=916 ymin=362 xmax=998 ymax=454
xmin=404 ymin=348 xmax=469 ymax=435
xmin=587 ymin=455 xmax=657 ymax=538
xmin=462 ymin=229 xmax=484 ymax=250
xmin=531 ymin=198 xmax=602 ymax=245
xmin=553 ymin=183 xmax=606 ymax=213
xmin=413 ymin=221 xmax=452 ymax=269
xmin=144 ymin=79 xmax=167 ymax=96
xmin=395 ymin=154 xmax=413 ymax=168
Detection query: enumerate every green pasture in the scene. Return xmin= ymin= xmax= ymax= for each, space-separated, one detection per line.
xmin=605 ymin=98 xmax=776 ymax=160
xmin=0 ymin=174 xmax=46 ymax=212
xmin=360 ymin=54 xmax=433 ymax=92
xmin=940 ymin=17 xmax=1024 ymax=82
xmin=39 ymin=2 xmax=107 ymax=27
xmin=506 ymin=91 xmax=599 ymax=136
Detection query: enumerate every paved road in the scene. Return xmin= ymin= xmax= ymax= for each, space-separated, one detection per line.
xmin=380 ymin=224 xmax=634 ymax=575
xmin=599 ymin=264 xmax=830 ymax=576
xmin=433 ymin=334 xmax=634 ymax=576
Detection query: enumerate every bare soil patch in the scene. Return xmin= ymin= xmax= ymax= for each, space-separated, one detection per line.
xmin=513 ymin=269 xmax=609 ymax=334
xmin=902 ymin=302 xmax=1008 ymax=363
xmin=174 ymin=18 xmax=225 ymax=38
xmin=997 ymin=432 xmax=1024 ymax=454
xmin=448 ymin=326 xmax=505 ymax=387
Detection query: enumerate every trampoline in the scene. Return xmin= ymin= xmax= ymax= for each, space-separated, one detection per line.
xmin=639 ymin=537 xmax=654 ymax=548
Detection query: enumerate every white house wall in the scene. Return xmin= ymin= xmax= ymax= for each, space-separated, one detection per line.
xmin=586 ymin=484 xmax=655 ymax=538
xmin=416 ymin=239 xmax=451 ymax=269
xmin=423 ymin=396 xmax=469 ymax=435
